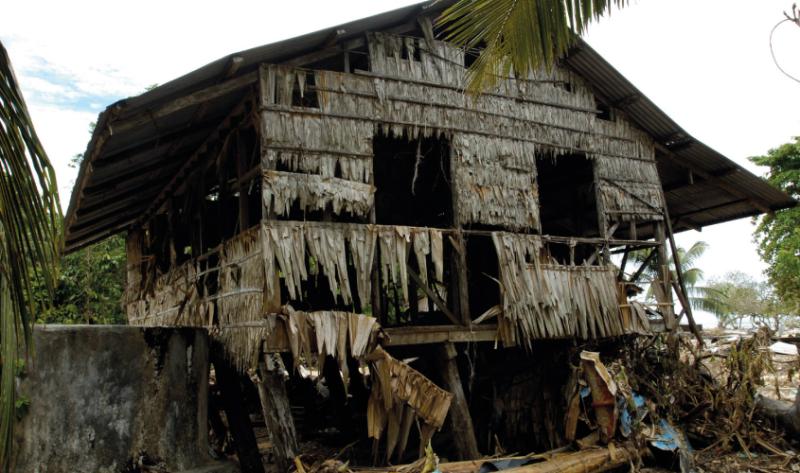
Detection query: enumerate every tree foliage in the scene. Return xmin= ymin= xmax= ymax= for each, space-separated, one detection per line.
xmin=630 ymin=241 xmax=728 ymax=316
xmin=750 ymin=137 xmax=800 ymax=313
xmin=706 ymin=271 xmax=793 ymax=331
xmin=438 ymin=0 xmax=627 ymax=92
xmin=33 ymin=124 xmax=126 ymax=326
xmin=32 ymin=235 xmax=126 ymax=325
xmin=0 ymin=41 xmax=61 ymax=467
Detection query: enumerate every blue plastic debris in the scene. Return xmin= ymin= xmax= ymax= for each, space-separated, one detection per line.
xmin=619 ymin=392 xmax=647 ymax=438
xmin=651 ymin=418 xmax=693 ymax=453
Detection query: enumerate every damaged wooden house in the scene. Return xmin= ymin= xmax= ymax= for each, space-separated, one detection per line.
xmin=64 ymin=0 xmax=795 ymax=468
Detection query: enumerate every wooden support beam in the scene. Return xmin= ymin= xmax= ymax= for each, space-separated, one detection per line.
xmin=255 ymin=355 xmax=299 ymax=472
xmin=434 ymin=343 xmax=480 ymax=460
xmin=235 ymin=131 xmax=250 ymax=232
xmin=662 ymin=167 xmax=737 ymax=193
xmin=282 ymin=37 xmax=365 ymax=68
xmin=653 ymin=223 xmax=677 ymax=333
xmin=382 ymin=324 xmax=498 ymax=347
xmin=136 ymin=98 xmax=251 ymax=228
xmin=657 ymin=144 xmax=773 ymax=213
xmin=628 ymin=248 xmax=656 ymax=284
xmin=407 ymin=263 xmax=460 ymax=326
xmin=451 ymin=231 xmax=471 ymax=326
xmin=211 ymin=349 xmax=265 ymax=473
xmin=618 ymin=246 xmax=630 ymax=280
xmin=671 ymin=198 xmax=749 ymax=220
xmin=663 ymin=205 xmax=704 ymax=346
xmin=113 ymin=72 xmax=257 ymax=134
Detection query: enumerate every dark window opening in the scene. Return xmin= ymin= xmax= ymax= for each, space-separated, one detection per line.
xmin=348 ymin=49 xmax=370 ymax=73
xmin=536 ymin=152 xmax=599 ymax=238
xmin=467 ymin=236 xmax=500 ymax=320
xmin=280 ymin=247 xmax=365 ymax=313
xmin=149 ymin=214 xmax=171 ymax=274
xmin=464 ymin=49 xmax=480 ymax=69
xmin=291 ymin=72 xmax=320 ymax=108
xmin=400 ymin=40 xmax=422 ymax=62
xmin=542 ymin=241 xmax=599 ymax=266
xmin=555 ymin=81 xmax=574 ymax=93
xmin=595 ymin=98 xmax=614 ymax=121
xmin=373 ymin=130 xmax=452 ymax=227
xmin=373 ymin=245 xmax=456 ymax=328
xmin=234 ymin=126 xmax=263 ymax=232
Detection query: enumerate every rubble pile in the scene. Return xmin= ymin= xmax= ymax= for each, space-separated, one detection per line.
xmin=289 ymin=330 xmax=800 ymax=473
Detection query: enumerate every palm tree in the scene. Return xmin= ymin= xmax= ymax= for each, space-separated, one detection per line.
xmin=631 ymin=241 xmax=729 ymax=318
xmin=0 ymin=41 xmax=62 ymax=467
xmin=438 ymin=0 xmax=628 ymax=92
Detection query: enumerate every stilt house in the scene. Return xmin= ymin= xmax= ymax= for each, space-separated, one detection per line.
xmin=64 ymin=0 xmax=795 ymax=466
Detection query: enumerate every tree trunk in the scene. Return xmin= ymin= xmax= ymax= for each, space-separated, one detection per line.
xmin=756 ymin=389 xmax=800 ymax=437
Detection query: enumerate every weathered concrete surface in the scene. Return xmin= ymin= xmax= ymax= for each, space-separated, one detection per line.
xmin=13 ymin=325 xmax=223 ymax=473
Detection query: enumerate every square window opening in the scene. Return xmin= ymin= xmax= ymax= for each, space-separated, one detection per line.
xmin=536 ymin=152 xmax=599 ymax=238
xmin=373 ymin=130 xmax=453 ymax=227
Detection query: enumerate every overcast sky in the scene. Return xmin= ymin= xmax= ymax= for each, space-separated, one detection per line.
xmin=2 ymin=1 xmax=798 ymax=327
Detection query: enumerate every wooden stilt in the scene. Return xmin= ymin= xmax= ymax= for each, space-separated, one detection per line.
xmin=211 ymin=349 xmax=265 ymax=473
xmin=435 ymin=343 xmax=480 ymax=460
xmin=256 ymin=354 xmax=299 ymax=472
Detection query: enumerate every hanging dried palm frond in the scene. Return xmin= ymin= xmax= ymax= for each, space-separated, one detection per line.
xmin=365 ymin=346 xmax=452 ymax=460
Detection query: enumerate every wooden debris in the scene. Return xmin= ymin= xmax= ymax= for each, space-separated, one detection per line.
xmin=355 ymin=443 xmax=643 ymax=473
xmin=580 ymin=352 xmax=618 ymax=444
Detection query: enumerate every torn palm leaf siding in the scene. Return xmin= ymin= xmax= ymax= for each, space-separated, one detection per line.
xmin=492 ymin=233 xmax=627 ymax=347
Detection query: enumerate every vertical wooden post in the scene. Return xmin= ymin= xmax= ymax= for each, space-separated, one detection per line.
xmin=451 ymin=232 xmax=472 ymax=325
xmin=256 ymin=354 xmax=299 ymax=472
xmin=448 ymin=144 xmax=471 ymax=326
xmin=663 ymin=212 xmax=704 ymax=345
xmin=435 ymin=343 xmax=480 ymax=460
xmin=236 ymin=130 xmax=250 ymax=232
xmin=654 ymin=222 xmax=678 ymax=346
xmin=212 ymin=350 xmax=265 ymax=473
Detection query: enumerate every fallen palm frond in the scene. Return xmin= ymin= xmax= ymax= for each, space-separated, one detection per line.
xmin=0 ymin=40 xmax=62 ymax=468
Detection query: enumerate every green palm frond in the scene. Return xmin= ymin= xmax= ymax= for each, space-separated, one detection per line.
xmin=687 ymin=286 xmax=729 ymax=317
xmin=0 ymin=40 xmax=62 ymax=467
xmin=438 ymin=0 xmax=627 ymax=92
xmin=681 ymin=267 xmax=704 ymax=288
xmin=678 ymin=241 xmax=709 ymax=268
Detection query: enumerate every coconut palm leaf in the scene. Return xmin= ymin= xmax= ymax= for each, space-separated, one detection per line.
xmin=438 ymin=0 xmax=627 ymax=92
xmin=687 ymin=285 xmax=729 ymax=317
xmin=0 ymin=40 xmax=62 ymax=467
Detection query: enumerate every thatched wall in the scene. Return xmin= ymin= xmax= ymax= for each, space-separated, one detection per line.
xmin=258 ymin=32 xmax=662 ymax=231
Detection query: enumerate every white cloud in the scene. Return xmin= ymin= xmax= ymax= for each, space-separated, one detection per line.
xmin=26 ymin=104 xmax=97 ymax=202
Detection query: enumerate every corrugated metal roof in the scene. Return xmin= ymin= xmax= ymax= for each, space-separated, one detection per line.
xmin=63 ymin=0 xmax=795 ymax=251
